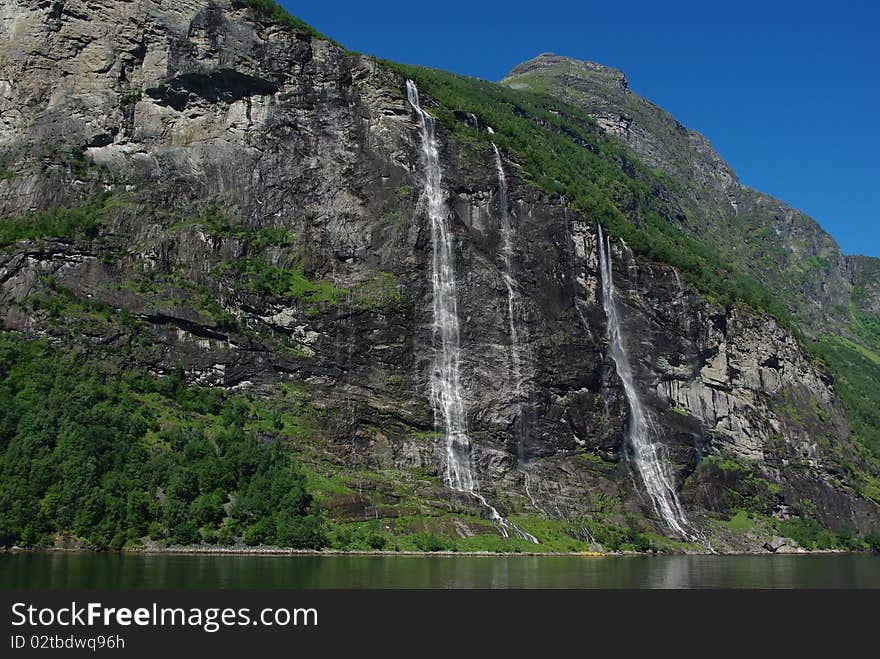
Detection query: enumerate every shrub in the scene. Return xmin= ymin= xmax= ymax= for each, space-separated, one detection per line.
xmin=0 ymin=192 xmax=113 ymax=247
xmin=412 ymin=532 xmax=448 ymax=552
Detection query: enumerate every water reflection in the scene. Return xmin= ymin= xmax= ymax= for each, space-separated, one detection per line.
xmin=1 ymin=553 xmax=878 ymax=589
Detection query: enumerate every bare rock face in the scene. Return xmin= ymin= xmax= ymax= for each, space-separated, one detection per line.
xmin=1 ymin=1 xmax=878 ymax=549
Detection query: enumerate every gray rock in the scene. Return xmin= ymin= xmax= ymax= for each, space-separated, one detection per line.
xmin=764 ymin=536 xmax=802 ymax=553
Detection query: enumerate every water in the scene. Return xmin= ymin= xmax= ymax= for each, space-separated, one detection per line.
xmin=407 ymin=81 xmax=537 ymax=544
xmin=2 ymin=553 xmax=877 ymax=589
xmin=492 ymin=143 xmax=531 ymax=459
xmin=342 ymin=289 xmax=357 ymax=466
xmin=523 ymin=470 xmax=547 ymax=516
xmin=407 ymin=80 xmax=473 ymax=492
xmin=596 ymin=224 xmax=692 ymax=539
xmin=492 ymin=144 xmax=524 ymax=400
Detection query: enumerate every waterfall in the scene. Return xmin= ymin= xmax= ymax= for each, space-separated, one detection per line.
xmin=407 ymin=81 xmax=537 ymax=544
xmin=492 ymin=143 xmax=532 ymax=458
xmin=492 ymin=144 xmax=523 ymax=402
xmin=596 ymin=223 xmax=691 ymax=538
xmin=407 ymin=80 xmax=473 ymax=491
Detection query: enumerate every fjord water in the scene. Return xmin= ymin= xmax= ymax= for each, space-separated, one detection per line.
xmin=2 ymin=553 xmax=878 ymax=589
xmin=407 ymin=81 xmax=536 ymax=544
xmin=597 ymin=224 xmax=691 ymax=538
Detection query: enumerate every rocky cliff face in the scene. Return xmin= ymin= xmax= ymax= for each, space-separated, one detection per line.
xmin=1 ymin=1 xmax=878 ymax=551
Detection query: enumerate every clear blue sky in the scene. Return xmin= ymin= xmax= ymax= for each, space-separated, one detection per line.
xmin=284 ymin=0 xmax=879 ymax=257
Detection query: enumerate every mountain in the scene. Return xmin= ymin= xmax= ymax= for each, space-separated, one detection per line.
xmin=503 ymin=53 xmax=879 ymax=339
xmin=1 ymin=0 xmax=878 ymax=553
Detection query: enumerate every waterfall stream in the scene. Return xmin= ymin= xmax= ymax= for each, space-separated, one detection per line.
xmin=492 ymin=143 xmax=534 ymax=460
xmin=406 ymin=79 xmax=473 ymax=491
xmin=492 ymin=144 xmax=524 ymax=402
xmin=596 ymin=223 xmax=691 ymax=538
xmin=407 ymin=80 xmax=537 ymax=544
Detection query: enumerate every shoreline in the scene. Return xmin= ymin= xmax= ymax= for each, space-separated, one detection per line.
xmin=2 ymin=546 xmax=868 ymax=557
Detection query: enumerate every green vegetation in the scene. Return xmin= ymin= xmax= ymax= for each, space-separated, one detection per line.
xmin=725 ymin=510 xmax=755 ymax=533
xmin=31 ymin=144 xmax=116 ymax=182
xmin=231 ymin=258 xmax=342 ymax=312
xmin=4 ymin=328 xmax=872 ymax=553
xmin=690 ymin=455 xmax=783 ymax=514
xmin=0 ymin=333 xmax=324 ymax=549
xmin=813 ymin=337 xmax=880 ymax=459
xmin=353 ymin=272 xmax=403 ymax=312
xmin=717 ymin=510 xmax=880 ymax=550
xmin=576 ymin=451 xmax=617 ymax=473
xmin=32 ymin=276 xmax=121 ymax=324
xmin=323 ymin=514 xmax=671 ymax=553
xmin=387 ymin=62 xmax=880 ymax=518
xmin=848 ymin=256 xmax=880 ymax=349
xmin=587 ymin=521 xmax=656 ymax=552
xmin=506 ymin=58 xmax=850 ymax=340
xmin=0 ymin=192 xmax=115 ymax=247
xmin=775 ymin=517 xmax=869 ymax=551
xmin=119 ymin=91 xmax=142 ymax=109
xmin=197 ymin=205 xmax=295 ymax=249
xmin=1 ymin=11 xmax=877 ymax=554
xmin=389 ymin=64 xmax=796 ymax=331
xmin=121 ymin=271 xmax=241 ymax=334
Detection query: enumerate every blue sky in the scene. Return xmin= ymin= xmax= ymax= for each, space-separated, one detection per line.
xmin=284 ymin=0 xmax=879 ymax=257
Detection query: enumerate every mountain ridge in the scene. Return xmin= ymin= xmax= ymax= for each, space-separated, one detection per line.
xmin=503 ymin=50 xmax=873 ymax=261
xmin=501 ymin=52 xmax=880 ymax=339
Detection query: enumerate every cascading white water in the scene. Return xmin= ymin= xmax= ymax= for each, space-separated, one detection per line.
xmin=491 ymin=144 xmax=524 ymax=403
xmin=407 ymin=81 xmax=537 ymax=544
xmin=491 ymin=142 xmax=537 ymax=463
xmin=407 ymin=80 xmax=473 ymax=492
xmin=596 ymin=223 xmax=691 ymax=538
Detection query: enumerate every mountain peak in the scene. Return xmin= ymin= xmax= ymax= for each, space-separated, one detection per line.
xmin=503 ymin=53 xmax=628 ymax=91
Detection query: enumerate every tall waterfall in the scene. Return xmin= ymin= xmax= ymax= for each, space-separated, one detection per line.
xmin=596 ymin=223 xmax=691 ymax=538
xmin=406 ymin=80 xmax=473 ymax=491
xmin=407 ymin=81 xmax=537 ymax=544
xmin=492 ymin=145 xmax=523 ymax=400
xmin=491 ymin=143 xmax=530 ymax=456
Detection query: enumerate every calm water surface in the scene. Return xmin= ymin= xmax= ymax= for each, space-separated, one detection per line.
xmin=2 ymin=553 xmax=879 ymax=589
